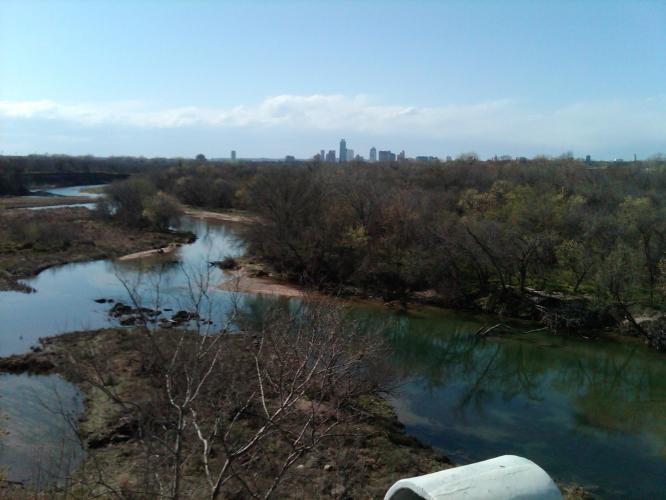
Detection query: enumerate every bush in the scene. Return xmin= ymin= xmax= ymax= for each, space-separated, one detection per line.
xmin=105 ymin=177 xmax=156 ymax=228
xmin=217 ymin=256 xmax=239 ymax=269
xmin=103 ymin=179 xmax=181 ymax=232
xmin=142 ymin=192 xmax=182 ymax=231
xmin=5 ymin=216 xmax=79 ymax=250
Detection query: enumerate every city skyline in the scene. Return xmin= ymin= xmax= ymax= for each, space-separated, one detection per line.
xmin=1 ymin=1 xmax=664 ymax=159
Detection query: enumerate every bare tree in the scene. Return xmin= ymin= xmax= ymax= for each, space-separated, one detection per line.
xmin=59 ymin=267 xmax=392 ymax=499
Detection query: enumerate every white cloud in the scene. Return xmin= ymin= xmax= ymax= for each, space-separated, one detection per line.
xmin=1 ymin=94 xmax=665 ymax=153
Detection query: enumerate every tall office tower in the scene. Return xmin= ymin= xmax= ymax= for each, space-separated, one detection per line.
xmin=369 ymin=147 xmax=377 ymax=162
xmin=320 ymin=149 xmax=325 ymax=161
xmin=346 ymin=149 xmax=354 ymax=161
xmin=231 ymin=150 xmax=237 ymax=161
xmin=397 ymin=150 xmax=406 ymax=161
xmin=378 ymin=150 xmax=396 ymax=162
xmin=326 ymin=150 xmax=336 ymax=163
xmin=339 ymin=138 xmax=347 ymax=163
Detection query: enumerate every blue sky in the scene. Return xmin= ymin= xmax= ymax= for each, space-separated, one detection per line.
xmin=1 ymin=0 xmax=664 ymax=159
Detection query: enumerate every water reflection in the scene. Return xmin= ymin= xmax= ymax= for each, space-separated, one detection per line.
xmin=383 ymin=309 xmax=666 ymax=498
xmin=27 ymin=203 xmax=96 ymax=210
xmin=227 ymin=299 xmax=666 ymax=497
xmin=0 ymin=217 xmax=245 ymax=356
xmin=0 ymin=374 xmax=83 ymax=485
xmin=41 ymin=185 xmax=105 ymax=199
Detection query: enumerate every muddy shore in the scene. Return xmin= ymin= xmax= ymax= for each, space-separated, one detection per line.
xmin=183 ymin=207 xmax=259 ymax=224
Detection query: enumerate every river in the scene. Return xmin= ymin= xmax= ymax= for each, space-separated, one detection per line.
xmin=0 ymin=185 xmax=664 ymax=497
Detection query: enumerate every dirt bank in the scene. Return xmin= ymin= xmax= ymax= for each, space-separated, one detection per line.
xmin=219 ymin=268 xmax=316 ymax=298
xmin=116 ymin=241 xmax=182 ymax=261
xmin=183 ymin=207 xmax=259 ymax=224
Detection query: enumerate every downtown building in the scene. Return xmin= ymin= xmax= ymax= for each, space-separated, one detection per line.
xmin=339 ymin=139 xmax=347 ymax=163
xmin=378 ymin=150 xmax=396 ymax=162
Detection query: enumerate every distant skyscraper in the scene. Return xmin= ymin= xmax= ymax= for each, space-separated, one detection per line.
xmin=326 ymin=150 xmax=336 ymax=163
xmin=320 ymin=149 xmax=325 ymax=161
xmin=231 ymin=150 xmax=237 ymax=161
xmin=339 ymin=138 xmax=347 ymax=163
xmin=346 ymin=149 xmax=354 ymax=161
xmin=378 ymin=150 xmax=396 ymax=162
xmin=369 ymin=147 xmax=377 ymax=162
xmin=397 ymin=150 xmax=406 ymax=161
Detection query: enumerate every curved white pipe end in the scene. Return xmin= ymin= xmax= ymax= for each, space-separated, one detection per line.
xmin=384 ymin=455 xmax=562 ymax=500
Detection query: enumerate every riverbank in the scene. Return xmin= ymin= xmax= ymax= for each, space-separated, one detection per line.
xmin=220 ymin=270 xmax=311 ymax=297
xmin=219 ymin=252 xmax=666 ymax=352
xmin=206 ymin=208 xmax=666 ymax=352
xmin=116 ymin=241 xmax=183 ymax=261
xmin=183 ymin=206 xmax=259 ymax=224
xmin=0 ymin=194 xmax=92 ymax=209
xmin=0 ymin=327 xmax=452 ymax=498
xmin=0 ymin=207 xmax=194 ymax=292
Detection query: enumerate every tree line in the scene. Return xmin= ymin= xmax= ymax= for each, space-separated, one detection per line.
xmin=0 ymin=165 xmax=28 ymax=195
xmin=6 ymin=153 xmax=666 ymax=338
xmin=136 ymin=157 xmax=666 ymax=341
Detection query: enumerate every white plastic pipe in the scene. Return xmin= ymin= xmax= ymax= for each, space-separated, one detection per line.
xmin=384 ymin=455 xmax=562 ymax=500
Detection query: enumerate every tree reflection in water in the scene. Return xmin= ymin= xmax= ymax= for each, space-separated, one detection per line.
xmin=379 ymin=307 xmax=666 ymax=497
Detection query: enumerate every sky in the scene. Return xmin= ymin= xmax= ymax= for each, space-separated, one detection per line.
xmin=0 ymin=0 xmax=664 ymax=159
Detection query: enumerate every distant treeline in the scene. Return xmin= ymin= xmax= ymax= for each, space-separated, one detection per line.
xmin=24 ymin=171 xmax=130 ymax=187
xmin=0 ymin=154 xmax=181 ymax=174
xmin=0 ymin=154 xmax=192 ymax=193
xmin=0 ymin=165 xmax=28 ymax=195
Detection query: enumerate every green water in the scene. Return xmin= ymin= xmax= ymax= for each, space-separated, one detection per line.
xmin=379 ymin=307 xmax=666 ymax=499
xmin=235 ymin=296 xmax=666 ymax=498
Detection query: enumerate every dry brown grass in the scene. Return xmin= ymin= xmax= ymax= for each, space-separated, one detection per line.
xmin=0 ymin=196 xmax=91 ymax=209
